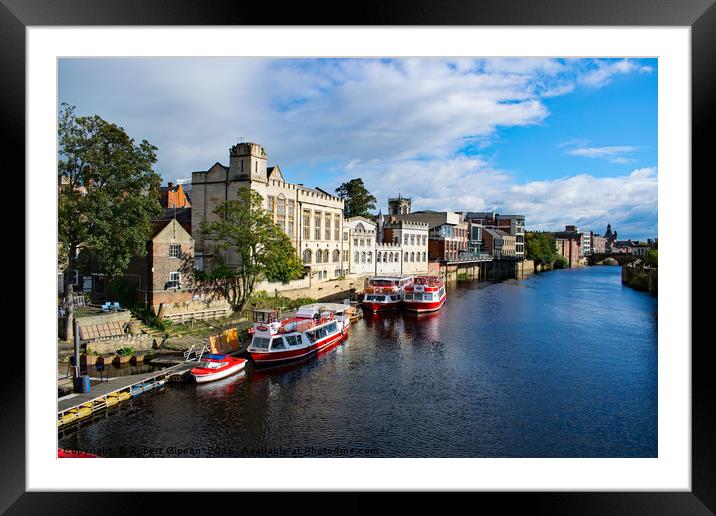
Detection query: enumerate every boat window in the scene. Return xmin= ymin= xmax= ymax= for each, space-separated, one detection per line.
xmin=252 ymin=337 xmax=271 ymax=350
xmin=285 ymin=334 xmax=302 ymax=347
xmin=307 ymin=330 xmax=318 ymax=343
xmin=318 ymin=326 xmax=328 ymax=339
xmin=197 ymin=361 xmax=223 ymax=369
xmin=404 ymin=293 xmax=413 ymax=300
xmin=326 ymin=322 xmax=338 ymax=333
xmin=391 ymin=295 xmax=400 ymax=301
xmin=270 ymin=337 xmax=287 ymax=350
xmin=414 ymin=293 xmax=423 ymax=301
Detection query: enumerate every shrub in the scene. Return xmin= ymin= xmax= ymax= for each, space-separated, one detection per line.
xmin=117 ymin=346 xmax=135 ymax=356
xmin=553 ymin=256 xmax=569 ymax=269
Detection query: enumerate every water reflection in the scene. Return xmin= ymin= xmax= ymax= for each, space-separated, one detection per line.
xmin=59 ymin=267 xmax=657 ymax=458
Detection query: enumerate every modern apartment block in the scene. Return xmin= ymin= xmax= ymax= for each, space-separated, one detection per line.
xmin=464 ymin=212 xmax=525 ymax=259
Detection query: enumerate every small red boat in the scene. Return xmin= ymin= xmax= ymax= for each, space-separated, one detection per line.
xmin=362 ymin=275 xmax=413 ymax=312
xmin=191 ymin=354 xmax=247 ymax=384
xmin=403 ymin=275 xmax=446 ymax=313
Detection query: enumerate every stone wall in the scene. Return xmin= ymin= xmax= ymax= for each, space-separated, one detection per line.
xmin=622 ymin=266 xmax=658 ymax=294
xmin=86 ymin=333 xmax=155 ymax=354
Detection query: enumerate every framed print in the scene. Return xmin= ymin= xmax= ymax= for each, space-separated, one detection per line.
xmin=3 ymin=0 xmax=712 ymax=513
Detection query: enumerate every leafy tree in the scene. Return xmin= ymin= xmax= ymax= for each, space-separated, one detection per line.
xmin=58 ymin=103 xmax=163 ymax=289
xmin=197 ymin=187 xmax=304 ymax=313
xmin=525 ymin=231 xmax=557 ymax=266
xmin=335 ymin=178 xmax=377 ymax=218
xmin=645 ymin=248 xmax=658 ymax=268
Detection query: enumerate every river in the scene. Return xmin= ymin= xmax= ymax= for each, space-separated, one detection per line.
xmin=58 ymin=266 xmax=658 ymax=458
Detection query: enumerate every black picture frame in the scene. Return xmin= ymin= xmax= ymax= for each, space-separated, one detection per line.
xmin=2 ymin=0 xmax=710 ymax=513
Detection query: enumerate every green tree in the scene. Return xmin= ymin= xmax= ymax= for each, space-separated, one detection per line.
xmin=645 ymin=248 xmax=658 ymax=268
xmin=335 ymin=178 xmax=377 ymax=218
xmin=525 ymin=231 xmax=557 ymax=266
xmin=198 ymin=186 xmax=304 ymax=313
xmin=58 ymin=103 xmax=163 ymax=289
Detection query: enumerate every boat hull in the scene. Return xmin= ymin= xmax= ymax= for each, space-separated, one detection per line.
xmin=403 ymin=294 xmax=446 ymax=313
xmin=250 ymin=331 xmax=345 ymax=365
xmin=192 ymin=360 xmax=247 ymax=384
xmin=362 ymin=301 xmax=401 ymax=312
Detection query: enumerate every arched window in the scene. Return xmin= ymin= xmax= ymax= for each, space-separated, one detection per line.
xmin=404 ymin=252 xmax=409 ymax=261
xmin=388 ymin=252 xmax=393 ymax=262
xmin=394 ymin=252 xmax=399 ymax=262
xmin=377 ymin=252 xmax=382 ymax=262
xmin=333 ymin=249 xmax=340 ymax=263
xmin=324 ymin=250 xmax=330 ymax=264
xmin=354 ymin=251 xmax=359 ymax=263
xmin=411 ymin=252 xmax=415 ymax=262
xmin=361 ymin=252 xmax=366 ymax=263
xmin=303 ymin=249 xmax=312 ymax=264
xmin=422 ymin=252 xmax=427 ymax=261
xmin=367 ymin=251 xmax=372 ymax=263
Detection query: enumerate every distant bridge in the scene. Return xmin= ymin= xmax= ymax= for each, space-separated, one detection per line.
xmin=588 ymin=253 xmax=640 ymax=266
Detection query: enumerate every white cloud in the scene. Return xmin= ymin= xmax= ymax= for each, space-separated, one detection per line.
xmin=342 ymin=159 xmax=657 ymax=238
xmin=577 ymin=59 xmax=654 ymax=88
xmin=565 ymin=145 xmax=641 ymax=164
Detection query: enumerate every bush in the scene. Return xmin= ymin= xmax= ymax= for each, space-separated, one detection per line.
xmin=553 ymin=256 xmax=569 ymax=269
xmin=117 ymin=346 xmax=135 ymax=356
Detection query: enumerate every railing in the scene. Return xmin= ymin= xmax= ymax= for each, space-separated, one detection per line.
xmin=278 ymin=315 xmax=334 ymax=334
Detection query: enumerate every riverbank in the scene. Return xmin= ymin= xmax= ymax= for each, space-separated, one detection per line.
xmin=622 ymin=265 xmax=658 ymax=294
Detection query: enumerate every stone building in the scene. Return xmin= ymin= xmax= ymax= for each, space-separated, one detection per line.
xmin=190 ymin=142 xmax=346 ymax=281
xmin=388 ymin=210 xmax=467 ymax=262
xmin=378 ymin=214 xmax=429 ymax=274
xmin=591 ymin=234 xmax=607 ymax=254
xmin=346 ymin=216 xmax=376 ymax=276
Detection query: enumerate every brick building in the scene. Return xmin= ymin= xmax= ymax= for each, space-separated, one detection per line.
xmin=159 ymin=182 xmax=191 ymax=209
xmin=482 ymin=228 xmax=516 ymax=258
xmin=554 ymin=227 xmax=583 ymax=267
xmin=464 ymin=212 xmax=525 ymax=259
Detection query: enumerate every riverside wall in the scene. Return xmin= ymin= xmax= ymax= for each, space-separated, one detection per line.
xmin=621 ymin=266 xmax=658 ymax=294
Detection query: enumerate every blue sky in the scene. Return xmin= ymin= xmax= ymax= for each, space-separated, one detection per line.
xmin=58 ymin=57 xmax=657 ymax=239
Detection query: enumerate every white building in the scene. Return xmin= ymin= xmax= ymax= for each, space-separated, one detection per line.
xmin=346 ymin=216 xmax=376 ymax=276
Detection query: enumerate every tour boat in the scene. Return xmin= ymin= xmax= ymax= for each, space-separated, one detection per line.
xmin=190 ymin=354 xmax=248 ymax=384
xmin=362 ymin=275 xmax=413 ymax=312
xmin=247 ymin=303 xmax=351 ymax=365
xmin=403 ymin=275 xmax=446 ymax=313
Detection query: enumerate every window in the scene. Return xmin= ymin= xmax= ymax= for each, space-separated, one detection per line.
xmin=360 ymin=239 xmax=364 ymax=247
xmin=287 ymin=200 xmax=295 ymax=238
xmin=314 ymin=212 xmax=322 ymax=240
xmin=354 ymin=238 xmax=358 ymax=246
xmin=377 ymin=252 xmax=381 ymax=262
xmin=285 ymin=334 xmax=302 ymax=347
xmin=303 ymin=249 xmax=312 ymax=264
xmin=354 ymin=251 xmax=359 ymax=263
xmin=251 ymin=337 xmax=271 ymax=350
xmin=405 ymin=252 xmax=409 ymax=261
xmin=411 ymin=235 xmax=415 ymax=246
xmin=303 ymin=210 xmax=311 ymax=239
xmin=316 ymin=249 xmax=323 ymax=264
xmin=361 ymin=252 xmax=366 ymax=263
xmin=367 ymin=251 xmax=372 ymax=263
xmin=334 ymin=215 xmax=341 ymax=240
xmin=270 ymin=337 xmax=287 ymax=350
xmin=267 ymin=195 xmax=275 ymax=214
xmin=276 ymin=196 xmax=286 ymax=233
xmin=367 ymin=238 xmax=371 ymax=246
xmin=333 ymin=249 xmax=340 ymax=263
xmin=404 ymin=235 xmax=409 ymax=245
xmin=411 ymin=252 xmax=415 ymax=262
xmin=325 ymin=213 xmax=331 ymax=240
xmin=168 ymin=272 xmax=181 ymax=289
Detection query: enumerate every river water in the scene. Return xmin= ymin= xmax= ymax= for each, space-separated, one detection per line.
xmin=58 ymin=266 xmax=657 ymax=458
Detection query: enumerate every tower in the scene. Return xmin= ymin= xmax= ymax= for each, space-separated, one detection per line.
xmin=388 ymin=194 xmax=411 ymax=215
xmin=228 ymin=142 xmax=268 ymax=183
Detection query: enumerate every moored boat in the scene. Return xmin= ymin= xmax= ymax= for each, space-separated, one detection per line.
xmin=191 ymin=354 xmax=248 ymax=384
xmin=403 ymin=275 xmax=446 ymax=313
xmin=247 ymin=303 xmax=351 ymax=365
xmin=362 ymin=275 xmax=413 ymax=312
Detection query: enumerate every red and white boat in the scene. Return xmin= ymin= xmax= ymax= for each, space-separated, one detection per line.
xmin=362 ymin=275 xmax=413 ymax=312
xmin=247 ymin=303 xmax=351 ymax=365
xmin=403 ymin=275 xmax=446 ymax=313
xmin=191 ymin=354 xmax=248 ymax=383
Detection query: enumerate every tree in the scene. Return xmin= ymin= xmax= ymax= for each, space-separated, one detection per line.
xmin=58 ymin=103 xmax=163 ymax=289
xmin=335 ymin=178 xmax=377 ymax=218
xmin=645 ymin=248 xmax=658 ymax=268
xmin=525 ymin=231 xmax=557 ymax=266
xmin=197 ymin=186 xmax=304 ymax=313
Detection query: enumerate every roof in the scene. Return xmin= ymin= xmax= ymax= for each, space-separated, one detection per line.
xmin=483 ymin=228 xmax=513 ymax=239
xmin=150 ymin=220 xmax=172 ymax=238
